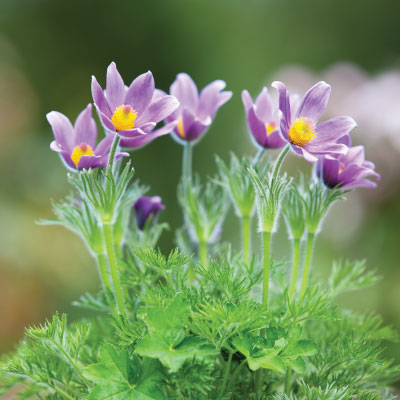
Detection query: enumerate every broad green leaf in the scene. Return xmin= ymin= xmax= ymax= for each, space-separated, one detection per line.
xmin=284 ymin=356 xmax=306 ymax=374
xmin=136 ymin=334 xmax=218 ymax=373
xmin=85 ymin=345 xmax=165 ymax=400
xmin=280 ymin=339 xmax=318 ymax=358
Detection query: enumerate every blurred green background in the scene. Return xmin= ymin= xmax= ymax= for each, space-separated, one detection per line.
xmin=1 ymin=0 xmax=399 ymax=379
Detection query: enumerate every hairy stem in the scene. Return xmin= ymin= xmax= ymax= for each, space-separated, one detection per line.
xmin=198 ymin=241 xmax=208 ymax=269
xmin=252 ymin=148 xmax=264 ymax=166
xmin=289 ymin=238 xmax=301 ymax=299
xmin=106 ymin=133 xmax=120 ymax=174
xmin=271 ymin=144 xmax=290 ymax=185
xmin=241 ymin=215 xmax=252 ymax=266
xmin=218 ymin=351 xmax=233 ymax=398
xmin=102 ymin=222 xmax=127 ymax=318
xmin=262 ymin=231 xmax=272 ymax=308
xmin=96 ymin=253 xmax=116 ymax=311
xmin=300 ymin=232 xmax=316 ymax=299
xmin=182 ymin=141 xmax=193 ymax=186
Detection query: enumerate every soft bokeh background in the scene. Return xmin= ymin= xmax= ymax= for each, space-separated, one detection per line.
xmin=1 ymin=0 xmax=400 ymax=385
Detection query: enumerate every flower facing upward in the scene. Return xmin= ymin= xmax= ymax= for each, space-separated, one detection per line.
xmin=134 ymin=196 xmax=165 ymax=230
xmin=47 ymin=104 xmax=128 ymax=170
xmin=91 ymin=62 xmax=180 ymax=149
xmin=272 ymin=81 xmax=356 ymax=162
xmin=317 ymin=145 xmax=380 ymax=189
xmin=241 ymin=87 xmax=286 ymax=149
xmin=165 ymin=73 xmax=232 ymax=143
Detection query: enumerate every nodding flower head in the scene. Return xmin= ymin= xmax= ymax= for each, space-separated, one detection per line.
xmin=242 ymin=87 xmax=286 ymax=149
xmin=317 ymin=144 xmax=380 ymax=190
xmin=134 ymin=196 xmax=165 ymax=230
xmin=91 ymin=62 xmax=180 ymax=149
xmin=47 ymin=104 xmax=128 ymax=171
xmin=165 ymin=73 xmax=232 ymax=143
xmin=272 ymin=81 xmax=356 ymax=163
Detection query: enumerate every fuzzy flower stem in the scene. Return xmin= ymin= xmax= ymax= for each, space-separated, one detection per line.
xmin=252 ymin=148 xmax=264 ymax=166
xmin=102 ymin=222 xmax=127 ymax=318
xmin=198 ymin=240 xmax=208 ymax=269
xmin=289 ymin=238 xmax=301 ymax=299
xmin=106 ymin=133 xmax=121 ymax=174
xmin=182 ymin=141 xmax=193 ymax=186
xmin=218 ymin=350 xmax=233 ymax=399
xmin=262 ymin=231 xmax=272 ymax=308
xmin=271 ymin=144 xmax=290 ymax=185
xmin=241 ymin=215 xmax=252 ymax=266
xmin=96 ymin=253 xmax=115 ymax=310
xmin=300 ymin=232 xmax=316 ymax=299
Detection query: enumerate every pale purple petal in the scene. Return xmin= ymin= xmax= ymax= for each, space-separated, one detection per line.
xmin=95 ymin=133 xmax=115 ymax=155
xmin=296 ymin=81 xmax=331 ymax=122
xmin=91 ymin=76 xmax=112 ymax=117
xmin=74 ymin=104 xmax=97 ymax=147
xmin=117 ymin=127 xmax=147 ymax=138
xmin=197 ymin=80 xmax=232 ymax=119
xmin=136 ymin=95 xmax=179 ymax=125
xmin=272 ymin=81 xmax=291 ymax=129
xmin=125 ymin=71 xmax=155 ymax=116
xmin=106 ymin=62 xmax=126 ymax=111
xmin=94 ymin=106 xmax=117 ymax=132
xmin=170 ymin=73 xmax=199 ymax=112
xmin=46 ymin=111 xmax=75 ymax=153
xmin=255 ymin=87 xmax=273 ymax=123
xmin=315 ymin=116 xmax=357 ymax=141
xmin=241 ymin=90 xmax=253 ymax=114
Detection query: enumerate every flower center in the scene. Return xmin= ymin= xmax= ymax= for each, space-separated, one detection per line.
xmin=338 ymin=162 xmax=345 ymax=174
xmin=111 ymin=105 xmax=137 ymax=131
xmin=177 ymin=118 xmax=185 ymax=139
xmin=71 ymin=143 xmax=94 ymax=167
xmin=288 ymin=117 xmax=316 ymax=147
xmin=265 ymin=122 xmax=276 ymax=136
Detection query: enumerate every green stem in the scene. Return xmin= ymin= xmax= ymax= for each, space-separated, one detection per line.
xmin=96 ymin=253 xmax=115 ymax=311
xmin=218 ymin=351 xmax=233 ymax=398
xmin=182 ymin=141 xmax=193 ymax=186
xmin=241 ymin=215 xmax=251 ymax=266
xmin=102 ymin=222 xmax=127 ymax=318
xmin=271 ymin=144 xmax=290 ymax=185
xmin=284 ymin=367 xmax=292 ymax=394
xmin=198 ymin=241 xmax=208 ymax=269
xmin=227 ymin=359 xmax=247 ymax=391
xmin=106 ymin=133 xmax=121 ymax=174
xmin=299 ymin=232 xmax=316 ymax=299
xmin=252 ymin=148 xmax=264 ymax=166
xmin=262 ymin=231 xmax=272 ymax=308
xmin=289 ymin=238 xmax=301 ymax=299
xmin=53 ymin=386 xmax=75 ymax=400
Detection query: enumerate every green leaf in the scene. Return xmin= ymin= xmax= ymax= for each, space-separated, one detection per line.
xmin=136 ymin=334 xmax=218 ymax=373
xmin=280 ymin=339 xmax=318 ymax=358
xmin=85 ymin=345 xmax=165 ymax=400
xmin=284 ymin=356 xmax=306 ymax=374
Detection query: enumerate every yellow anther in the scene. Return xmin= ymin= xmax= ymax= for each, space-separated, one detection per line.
xmin=288 ymin=117 xmax=316 ymax=147
xmin=111 ymin=105 xmax=137 ymax=131
xmin=177 ymin=118 xmax=185 ymax=139
xmin=265 ymin=122 xmax=276 ymax=136
xmin=71 ymin=143 xmax=94 ymax=167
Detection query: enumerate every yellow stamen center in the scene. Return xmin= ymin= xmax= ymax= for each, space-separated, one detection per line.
xmin=111 ymin=104 xmax=137 ymax=131
xmin=265 ymin=122 xmax=276 ymax=136
xmin=338 ymin=162 xmax=345 ymax=174
xmin=71 ymin=143 xmax=94 ymax=167
xmin=288 ymin=117 xmax=316 ymax=147
xmin=177 ymin=118 xmax=185 ymax=139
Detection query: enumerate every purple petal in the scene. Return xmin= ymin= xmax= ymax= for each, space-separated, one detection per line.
xmin=95 ymin=133 xmax=115 ymax=155
xmin=198 ymin=80 xmax=232 ymax=120
xmin=315 ymin=116 xmax=356 ymax=142
xmin=296 ymin=81 xmax=331 ymax=122
xmin=74 ymin=104 xmax=97 ymax=148
xmin=120 ymin=121 xmax=176 ymax=149
xmin=46 ymin=111 xmax=75 ymax=153
xmin=254 ymin=87 xmax=273 ymax=123
xmin=170 ymin=73 xmax=199 ymax=112
xmin=125 ymin=71 xmax=155 ymax=116
xmin=342 ymin=145 xmax=365 ymax=165
xmin=117 ymin=127 xmax=147 ymax=138
xmin=182 ymin=119 xmax=209 ymax=142
xmin=136 ymin=95 xmax=179 ymax=126
xmin=241 ymin=90 xmax=254 ymax=114
xmin=91 ymin=76 xmax=112 ymax=118
xmin=305 ymin=141 xmax=348 ymax=156
xmin=272 ymin=81 xmax=291 ymax=129
xmin=105 ymin=62 xmax=126 ymax=111
xmin=94 ymin=106 xmax=117 ymax=133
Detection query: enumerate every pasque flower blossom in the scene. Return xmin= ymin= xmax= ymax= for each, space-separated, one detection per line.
xmin=272 ymin=81 xmax=356 ymax=162
xmin=242 ymin=87 xmax=286 ymax=149
xmin=317 ymin=145 xmax=380 ymax=189
xmin=47 ymin=104 xmax=128 ymax=170
xmin=91 ymin=62 xmax=179 ymax=149
xmin=134 ymin=196 xmax=165 ymax=229
xmin=165 ymin=73 xmax=232 ymax=143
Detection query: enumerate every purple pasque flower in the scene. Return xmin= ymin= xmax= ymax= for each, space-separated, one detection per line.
xmin=317 ymin=144 xmax=380 ymax=189
xmin=242 ymin=87 xmax=286 ymax=149
xmin=134 ymin=196 xmax=165 ymax=230
xmin=272 ymin=81 xmax=356 ymax=162
xmin=47 ymin=104 xmax=128 ymax=170
xmin=165 ymin=73 xmax=232 ymax=143
xmin=91 ymin=62 xmax=179 ymax=149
